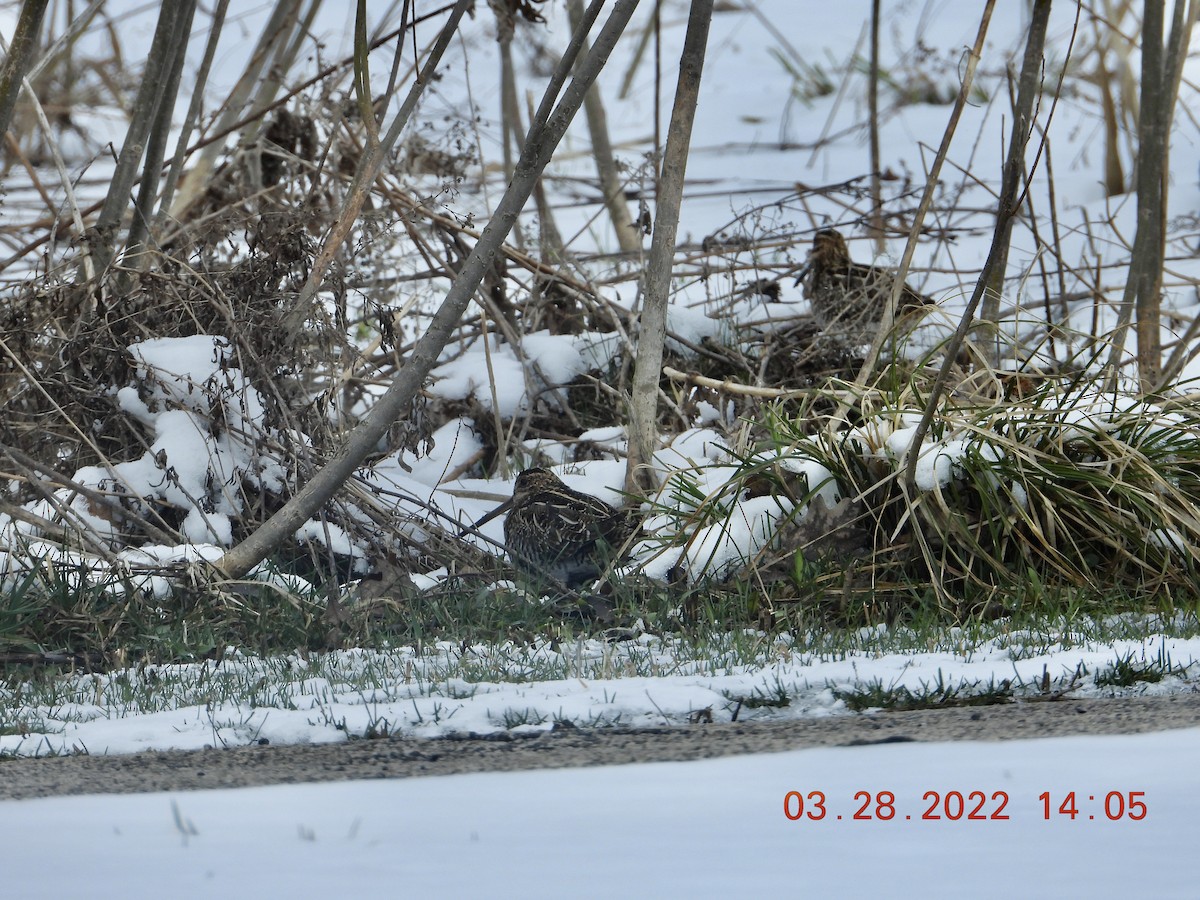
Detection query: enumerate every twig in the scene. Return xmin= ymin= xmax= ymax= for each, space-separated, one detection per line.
xmin=0 ymin=0 xmax=49 ymax=141
xmin=155 ymin=0 xmax=230 ymax=225
xmin=868 ymin=0 xmax=884 ymax=255
xmin=662 ymin=366 xmax=867 ymax=401
xmin=217 ymin=0 xmax=639 ymax=579
xmin=88 ymin=0 xmax=197 ymax=277
xmin=840 ymin=0 xmax=997 ymax=424
xmin=282 ymin=0 xmax=471 ymax=334
xmin=628 ymin=0 xmax=714 ymax=492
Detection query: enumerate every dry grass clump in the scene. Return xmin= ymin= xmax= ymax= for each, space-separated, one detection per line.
xmin=689 ymin=361 xmax=1200 ymax=622
xmin=0 ymin=85 xmax=436 ymax=566
xmin=0 ymin=1 xmax=1192 ymax=653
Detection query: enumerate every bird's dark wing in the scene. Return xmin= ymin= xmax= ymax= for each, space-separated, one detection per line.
xmin=524 ymin=500 xmax=602 ymax=551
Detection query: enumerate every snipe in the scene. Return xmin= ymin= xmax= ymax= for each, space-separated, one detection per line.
xmin=476 ymin=468 xmax=638 ymax=587
xmin=798 ymin=228 xmax=931 ymax=336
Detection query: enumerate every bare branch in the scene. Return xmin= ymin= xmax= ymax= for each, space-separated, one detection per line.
xmin=627 ymin=0 xmax=713 ymax=493
xmin=217 ymin=0 xmax=640 ymax=579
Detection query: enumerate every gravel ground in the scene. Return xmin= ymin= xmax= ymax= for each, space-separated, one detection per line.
xmin=2 ymin=693 xmax=1199 ymax=800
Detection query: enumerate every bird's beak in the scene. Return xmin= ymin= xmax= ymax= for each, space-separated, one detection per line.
xmin=792 ymin=260 xmax=811 ymax=287
xmin=473 ymin=496 xmax=513 ymax=529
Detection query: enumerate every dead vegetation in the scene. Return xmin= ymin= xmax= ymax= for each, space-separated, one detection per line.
xmin=0 ymin=1 xmax=1197 ymax=664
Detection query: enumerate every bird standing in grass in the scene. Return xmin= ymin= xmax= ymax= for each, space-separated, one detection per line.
xmin=475 ymin=468 xmax=639 ymax=588
xmin=798 ymin=228 xmax=931 ymax=337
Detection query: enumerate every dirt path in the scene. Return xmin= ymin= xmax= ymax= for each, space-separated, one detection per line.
xmin=2 ymin=693 xmax=1198 ymax=800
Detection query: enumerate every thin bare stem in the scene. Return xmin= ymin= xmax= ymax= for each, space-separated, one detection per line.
xmin=627 ymin=0 xmax=713 ymax=492
xmin=0 ymin=0 xmax=49 ymax=141
xmin=840 ymin=0 xmax=997 ymax=422
xmin=218 ymin=0 xmax=639 ymax=579
xmin=282 ymin=0 xmax=471 ymax=334
xmin=868 ymin=0 xmax=884 ymax=255
xmin=903 ymin=0 xmax=1052 ymax=497
xmin=155 ymin=0 xmax=230 ymax=226
xmin=88 ymin=0 xmax=195 ymax=277
xmin=122 ymin=0 xmax=198 ymax=269
xmin=569 ymin=0 xmax=641 ymax=255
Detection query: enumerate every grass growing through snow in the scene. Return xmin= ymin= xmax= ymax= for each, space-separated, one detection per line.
xmin=2 ymin=556 xmax=1200 ymax=753
xmin=5 ymin=359 xmax=1200 ymax=743
xmin=2 ymin=603 xmax=1196 ymax=753
xmin=651 ymin=358 xmax=1200 ymax=624
xmin=4 ymin=4 xmax=1199 ymax=747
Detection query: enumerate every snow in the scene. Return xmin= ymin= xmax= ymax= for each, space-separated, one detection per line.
xmin=640 ymin=492 xmax=794 ymax=580
xmin=6 ymin=2 xmax=1199 ymax=591
xmin=2 ymin=631 xmax=1195 ymax=757
xmin=1 ymin=729 xmax=1196 ymax=897
xmin=430 ymin=338 xmax=530 ymax=416
xmin=2 ymin=5 xmax=1200 ymax=889
xmin=428 ymin=330 xmax=623 ymax=416
xmin=387 ymin=417 xmax=483 ymax=486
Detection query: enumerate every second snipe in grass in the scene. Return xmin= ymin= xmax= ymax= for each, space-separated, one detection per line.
xmin=799 ymin=228 xmax=932 ymax=337
xmin=476 ymin=468 xmax=639 ymax=588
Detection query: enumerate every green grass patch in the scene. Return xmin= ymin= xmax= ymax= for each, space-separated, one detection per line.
xmin=1093 ymin=646 xmax=1192 ymax=688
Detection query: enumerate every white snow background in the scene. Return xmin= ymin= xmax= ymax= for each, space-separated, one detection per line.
xmin=2 ymin=1 xmax=1200 ymax=893
xmin=0 ymin=729 xmax=1195 ymax=898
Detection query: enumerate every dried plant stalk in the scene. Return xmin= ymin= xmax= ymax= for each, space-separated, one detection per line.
xmin=281 ymin=0 xmax=472 ymax=334
xmin=979 ymin=0 xmax=1053 ymax=342
xmin=218 ymin=0 xmax=638 ymax=579
xmin=88 ymin=0 xmax=197 ymax=277
xmin=154 ymin=0 xmax=229 ymax=226
xmin=121 ymin=0 xmax=198 ymax=272
xmin=904 ymin=0 xmax=1049 ymax=493
xmin=627 ymin=0 xmax=713 ymax=492
xmin=568 ymin=0 xmax=641 ymax=255
xmin=0 ymin=0 xmax=49 ymax=142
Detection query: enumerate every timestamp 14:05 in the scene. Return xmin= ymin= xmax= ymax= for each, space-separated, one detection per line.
xmin=1039 ymin=791 xmax=1147 ymax=820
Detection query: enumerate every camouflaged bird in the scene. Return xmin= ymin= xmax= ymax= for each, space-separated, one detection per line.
xmin=476 ymin=468 xmax=639 ymax=587
xmin=798 ymin=228 xmax=931 ymax=337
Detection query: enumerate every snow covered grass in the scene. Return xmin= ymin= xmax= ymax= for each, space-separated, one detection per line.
xmin=616 ymin=360 xmax=1200 ymax=621
xmin=4 ymin=1 xmax=1200 ymax=763
xmin=3 ymin=607 xmax=1197 ymax=757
